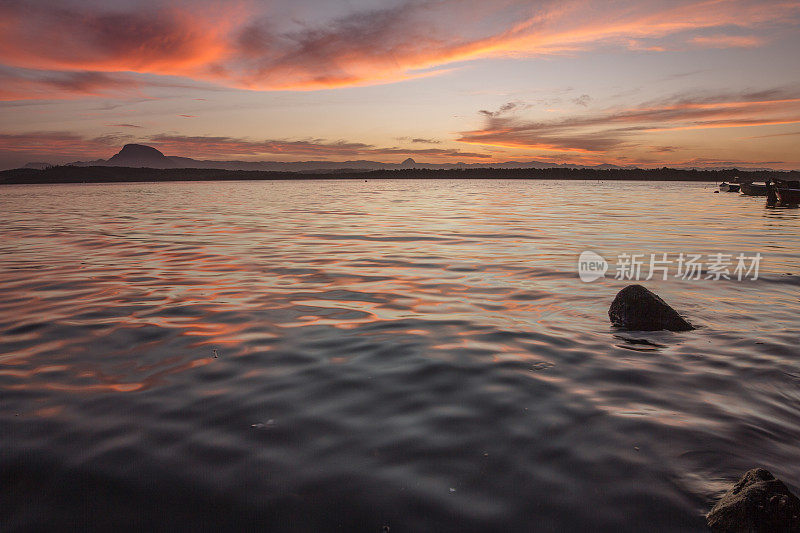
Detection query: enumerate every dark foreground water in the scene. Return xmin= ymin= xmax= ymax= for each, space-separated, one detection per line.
xmin=1 ymin=179 xmax=799 ymax=532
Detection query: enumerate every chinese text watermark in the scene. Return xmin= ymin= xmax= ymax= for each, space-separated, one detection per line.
xmin=578 ymin=251 xmax=762 ymax=282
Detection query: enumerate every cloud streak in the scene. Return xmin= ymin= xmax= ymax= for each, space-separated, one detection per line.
xmin=0 ymin=131 xmax=491 ymax=162
xmin=0 ymin=131 xmax=131 ymax=156
xmin=0 ymin=0 xmax=797 ymax=97
xmin=147 ymin=134 xmax=491 ymax=159
xmin=457 ymin=89 xmax=800 ymax=153
xmin=397 ymin=137 xmax=442 ymax=144
xmin=0 ymin=67 xmax=143 ymax=100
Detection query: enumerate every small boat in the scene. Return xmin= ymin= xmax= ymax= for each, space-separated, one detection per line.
xmin=774 ymin=179 xmax=800 ymax=206
xmin=719 ymin=182 xmax=740 ymax=192
xmin=739 ymin=182 xmax=768 ymax=196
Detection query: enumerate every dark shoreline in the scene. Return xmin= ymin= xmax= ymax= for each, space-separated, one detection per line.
xmin=2 ymin=165 xmax=798 ymax=185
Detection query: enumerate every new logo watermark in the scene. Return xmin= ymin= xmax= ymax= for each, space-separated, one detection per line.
xmin=577 ymin=251 xmax=762 ymax=282
xmin=578 ymin=251 xmax=609 ymax=282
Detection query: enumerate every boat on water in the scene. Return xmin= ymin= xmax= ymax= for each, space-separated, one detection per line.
xmin=739 ymin=181 xmax=768 ymax=196
xmin=766 ymin=179 xmax=800 ymax=207
xmin=775 ymin=180 xmax=800 ymax=206
xmin=719 ymin=182 xmax=740 ymax=192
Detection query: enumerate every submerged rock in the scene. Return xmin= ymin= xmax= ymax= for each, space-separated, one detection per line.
xmin=707 ymin=468 xmax=800 ymax=532
xmin=608 ymin=284 xmax=694 ymax=331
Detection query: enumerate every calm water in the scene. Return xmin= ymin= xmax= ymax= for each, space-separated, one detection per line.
xmin=1 ymin=179 xmax=799 ymax=532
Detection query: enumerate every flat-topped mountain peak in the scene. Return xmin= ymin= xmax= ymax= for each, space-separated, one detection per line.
xmin=106 ymin=144 xmax=169 ymax=167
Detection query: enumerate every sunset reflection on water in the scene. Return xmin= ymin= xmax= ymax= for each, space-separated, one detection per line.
xmin=1 ymin=179 xmax=799 ymax=531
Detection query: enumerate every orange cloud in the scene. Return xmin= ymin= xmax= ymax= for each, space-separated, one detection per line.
xmin=457 ymin=89 xmax=800 ymax=153
xmin=227 ymin=0 xmax=800 ymax=90
xmin=0 ymin=1 xmax=237 ymax=76
xmin=0 ymin=0 xmax=797 ymax=96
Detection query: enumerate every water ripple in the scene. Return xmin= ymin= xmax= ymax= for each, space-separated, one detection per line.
xmin=1 ymin=179 xmax=799 ymax=532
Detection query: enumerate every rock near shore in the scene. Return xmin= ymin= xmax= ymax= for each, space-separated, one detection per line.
xmin=707 ymin=468 xmax=800 ymax=532
xmin=608 ymin=284 xmax=694 ymax=331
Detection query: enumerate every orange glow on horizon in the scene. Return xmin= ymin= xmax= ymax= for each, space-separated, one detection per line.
xmin=457 ymin=139 xmax=600 ymax=154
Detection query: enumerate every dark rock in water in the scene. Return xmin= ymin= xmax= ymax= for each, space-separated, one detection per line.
xmin=608 ymin=284 xmax=694 ymax=331
xmin=707 ymin=468 xmax=800 ymax=532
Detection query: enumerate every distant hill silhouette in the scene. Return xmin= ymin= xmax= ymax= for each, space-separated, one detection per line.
xmin=23 ymin=144 xmax=786 ymax=173
xmin=106 ymin=144 xmax=173 ymax=168
xmin=62 ymin=144 xmax=637 ymax=172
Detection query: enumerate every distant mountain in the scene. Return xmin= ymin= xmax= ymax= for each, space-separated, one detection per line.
xmin=20 ymin=144 xmax=789 ymax=172
xmin=106 ymin=144 xmax=173 ymax=167
xmin=61 ymin=144 xmax=639 ymax=172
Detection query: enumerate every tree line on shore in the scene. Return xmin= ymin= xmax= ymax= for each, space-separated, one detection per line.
xmin=1 ymin=164 xmax=798 ymax=185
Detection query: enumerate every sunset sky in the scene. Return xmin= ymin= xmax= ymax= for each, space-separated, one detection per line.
xmin=1 ymin=0 xmax=799 ymax=169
